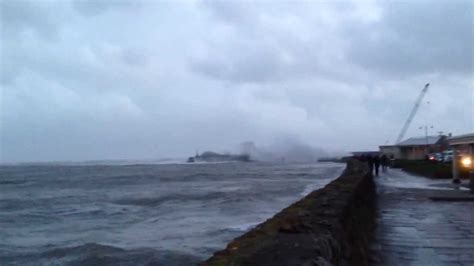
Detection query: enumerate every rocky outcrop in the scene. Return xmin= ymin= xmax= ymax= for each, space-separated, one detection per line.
xmin=201 ymin=160 xmax=375 ymax=266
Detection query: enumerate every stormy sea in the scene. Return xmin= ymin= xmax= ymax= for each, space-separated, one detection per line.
xmin=0 ymin=161 xmax=344 ymax=265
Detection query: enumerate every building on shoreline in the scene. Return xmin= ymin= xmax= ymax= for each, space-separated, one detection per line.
xmin=379 ymin=135 xmax=449 ymax=160
xmin=448 ymin=133 xmax=474 ymax=186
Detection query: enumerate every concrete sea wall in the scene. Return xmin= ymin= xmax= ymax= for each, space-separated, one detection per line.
xmin=201 ymin=160 xmax=375 ymax=266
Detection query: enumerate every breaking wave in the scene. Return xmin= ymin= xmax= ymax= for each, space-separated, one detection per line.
xmin=0 ymin=243 xmax=200 ymax=266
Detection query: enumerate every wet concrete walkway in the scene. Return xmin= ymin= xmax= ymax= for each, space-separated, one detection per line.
xmin=371 ymin=169 xmax=474 ymax=266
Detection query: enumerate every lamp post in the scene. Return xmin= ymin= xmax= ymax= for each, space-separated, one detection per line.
xmin=419 ymin=125 xmax=434 ymax=156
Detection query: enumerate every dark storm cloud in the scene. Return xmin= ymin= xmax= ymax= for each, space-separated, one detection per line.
xmin=190 ymin=1 xmax=368 ymax=84
xmin=194 ymin=0 xmax=473 ymax=84
xmin=200 ymin=0 xmax=260 ymax=26
xmin=346 ymin=0 xmax=473 ymax=77
xmin=72 ymin=0 xmax=139 ymax=17
xmin=0 ymin=0 xmax=60 ymax=39
xmin=190 ymin=45 xmax=283 ymax=83
xmin=0 ymin=0 xmax=64 ymax=85
xmin=121 ymin=49 xmax=149 ymax=67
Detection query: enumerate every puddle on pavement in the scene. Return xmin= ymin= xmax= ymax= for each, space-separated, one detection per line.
xmin=377 ymin=169 xmax=469 ymax=191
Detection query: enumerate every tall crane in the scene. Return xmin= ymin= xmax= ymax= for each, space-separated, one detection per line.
xmin=395 ymin=83 xmax=430 ymax=144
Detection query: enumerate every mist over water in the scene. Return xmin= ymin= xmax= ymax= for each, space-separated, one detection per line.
xmin=239 ymin=140 xmax=329 ymax=163
xmin=0 ymin=161 xmax=344 ymax=265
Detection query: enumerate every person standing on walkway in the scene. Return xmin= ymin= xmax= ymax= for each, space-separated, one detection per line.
xmin=381 ymin=154 xmax=388 ymax=173
xmin=389 ymin=154 xmax=395 ymax=168
xmin=374 ymin=156 xmax=381 ymax=176
xmin=367 ymin=155 xmax=374 ymax=175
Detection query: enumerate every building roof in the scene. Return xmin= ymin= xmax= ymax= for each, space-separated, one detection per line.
xmin=351 ymin=151 xmax=380 ymax=156
xmin=396 ymin=136 xmax=442 ymax=146
xmin=448 ymin=133 xmax=474 ymax=146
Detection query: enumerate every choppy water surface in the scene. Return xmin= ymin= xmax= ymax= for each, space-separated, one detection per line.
xmin=0 ymin=161 xmax=344 ymax=265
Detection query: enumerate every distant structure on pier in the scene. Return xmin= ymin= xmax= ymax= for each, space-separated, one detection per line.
xmin=187 ymin=151 xmax=250 ymax=163
xmin=351 ymin=151 xmax=380 ymax=157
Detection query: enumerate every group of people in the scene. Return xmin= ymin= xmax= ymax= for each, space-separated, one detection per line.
xmin=356 ymin=154 xmax=391 ymax=176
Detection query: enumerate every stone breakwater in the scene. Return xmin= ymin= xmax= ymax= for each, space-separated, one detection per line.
xmin=201 ymin=160 xmax=375 ymax=266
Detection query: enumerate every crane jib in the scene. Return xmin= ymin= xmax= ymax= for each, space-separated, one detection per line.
xmin=395 ymin=83 xmax=430 ymax=144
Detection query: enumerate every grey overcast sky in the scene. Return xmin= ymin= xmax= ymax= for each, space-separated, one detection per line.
xmin=0 ymin=0 xmax=473 ymax=162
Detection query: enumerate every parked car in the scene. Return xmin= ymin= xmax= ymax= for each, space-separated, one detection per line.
xmin=442 ymin=150 xmax=453 ymax=163
xmin=428 ymin=153 xmax=437 ymax=161
xmin=428 ymin=152 xmax=443 ymax=162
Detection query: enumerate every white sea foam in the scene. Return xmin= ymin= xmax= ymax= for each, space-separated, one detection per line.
xmin=227 ymin=222 xmax=260 ymax=231
xmin=300 ymin=166 xmax=345 ymax=196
